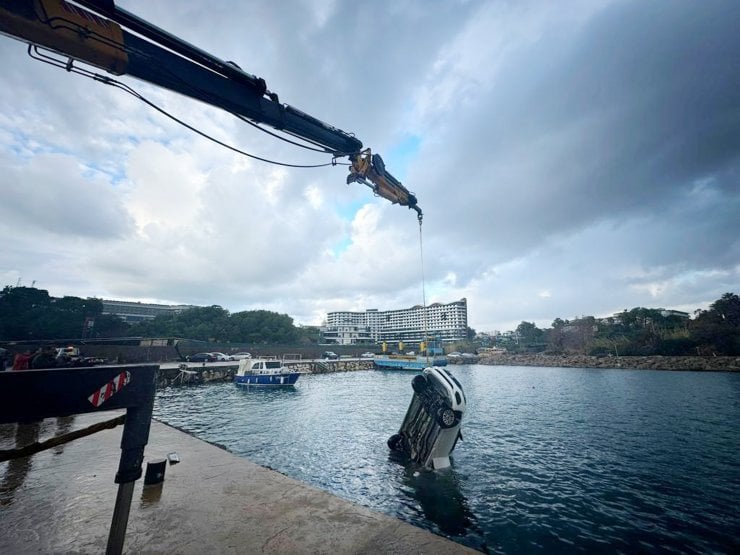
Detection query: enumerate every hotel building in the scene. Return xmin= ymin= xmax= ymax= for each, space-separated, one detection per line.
xmin=101 ymin=299 xmax=196 ymax=324
xmin=322 ymin=298 xmax=468 ymax=345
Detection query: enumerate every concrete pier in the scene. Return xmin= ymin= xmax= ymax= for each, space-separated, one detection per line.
xmin=1 ymin=414 xmax=474 ymax=554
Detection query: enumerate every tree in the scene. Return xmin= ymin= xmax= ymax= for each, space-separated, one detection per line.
xmin=516 ymin=321 xmax=543 ymax=344
xmin=0 ymin=286 xmax=104 ymax=340
xmin=690 ymin=293 xmax=740 ymax=355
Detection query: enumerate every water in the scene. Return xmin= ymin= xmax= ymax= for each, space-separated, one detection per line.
xmin=153 ymin=365 xmax=740 ymax=554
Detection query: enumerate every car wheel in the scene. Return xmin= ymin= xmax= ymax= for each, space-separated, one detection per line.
xmin=436 ymin=406 xmax=456 ymax=428
xmin=387 ymin=433 xmax=404 ymax=451
xmin=411 ymin=374 xmax=428 ymax=394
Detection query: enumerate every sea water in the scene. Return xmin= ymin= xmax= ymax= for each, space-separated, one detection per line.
xmin=153 ymin=365 xmax=739 ymax=553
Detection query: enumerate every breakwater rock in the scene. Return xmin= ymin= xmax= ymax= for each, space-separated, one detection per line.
xmin=477 ymin=353 xmax=740 ymax=372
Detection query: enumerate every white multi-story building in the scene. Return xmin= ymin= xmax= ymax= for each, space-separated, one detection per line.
xmin=322 ymin=299 xmax=468 ymax=345
xmin=101 ymin=299 xmax=195 ymax=324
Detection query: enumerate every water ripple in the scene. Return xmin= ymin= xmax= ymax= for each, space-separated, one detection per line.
xmin=154 ymin=366 xmax=740 ymax=554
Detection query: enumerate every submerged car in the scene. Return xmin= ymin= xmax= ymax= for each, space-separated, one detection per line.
xmin=387 ymin=367 xmax=466 ymax=470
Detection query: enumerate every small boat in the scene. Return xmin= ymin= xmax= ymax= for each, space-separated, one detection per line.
xmin=387 ymin=366 xmax=465 ymax=470
xmin=374 ymin=339 xmax=447 ymax=371
xmin=234 ymin=358 xmax=300 ymax=387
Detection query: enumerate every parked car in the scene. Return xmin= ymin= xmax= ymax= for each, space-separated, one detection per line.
xmin=231 ymin=352 xmax=252 ymax=360
xmin=210 ymin=352 xmax=233 ymax=361
xmin=323 ymin=351 xmax=339 ymax=360
xmin=187 ymin=352 xmax=215 ymax=362
xmin=360 ymin=352 xmax=375 ymax=358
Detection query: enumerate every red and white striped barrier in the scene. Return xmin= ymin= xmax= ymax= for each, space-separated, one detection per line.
xmin=88 ymin=371 xmax=131 ymax=407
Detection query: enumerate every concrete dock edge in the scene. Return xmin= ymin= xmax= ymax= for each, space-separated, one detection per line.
xmin=1 ymin=415 xmax=475 ymax=554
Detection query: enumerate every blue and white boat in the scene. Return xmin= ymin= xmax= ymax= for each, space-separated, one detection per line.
xmin=234 ymin=358 xmax=300 ymax=387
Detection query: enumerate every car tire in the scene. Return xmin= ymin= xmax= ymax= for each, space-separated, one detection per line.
xmin=436 ymin=406 xmax=456 ymax=428
xmin=387 ymin=433 xmax=404 ymax=451
xmin=411 ymin=374 xmax=428 ymax=394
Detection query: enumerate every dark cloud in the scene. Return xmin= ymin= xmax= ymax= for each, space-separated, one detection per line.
xmin=0 ymin=0 xmax=737 ymax=330
xmin=415 ymin=0 xmax=740 ymax=273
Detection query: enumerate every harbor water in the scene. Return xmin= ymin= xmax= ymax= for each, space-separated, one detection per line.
xmin=153 ymin=365 xmax=739 ymax=554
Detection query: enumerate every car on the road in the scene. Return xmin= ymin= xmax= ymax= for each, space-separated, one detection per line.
xmin=322 ymin=351 xmax=339 ymax=360
xmin=210 ymin=352 xmax=233 ymax=361
xmin=187 ymin=352 xmax=215 ymax=362
xmin=231 ymin=352 xmax=252 ymax=360
xmin=360 ymin=352 xmax=375 ymax=358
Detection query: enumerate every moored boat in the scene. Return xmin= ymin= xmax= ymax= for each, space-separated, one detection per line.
xmin=234 ymin=358 xmax=300 ymax=387
xmin=374 ymin=339 xmax=447 ymax=371
xmin=373 ymin=353 xmax=447 ymax=371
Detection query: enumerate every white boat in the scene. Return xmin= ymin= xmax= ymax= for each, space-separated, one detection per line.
xmin=234 ymin=358 xmax=300 ymax=387
xmin=387 ymin=367 xmax=465 ymax=470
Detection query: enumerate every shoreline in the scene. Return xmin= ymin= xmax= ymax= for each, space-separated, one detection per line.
xmin=477 ymin=353 xmax=740 ymax=372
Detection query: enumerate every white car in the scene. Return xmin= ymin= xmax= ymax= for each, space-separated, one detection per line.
xmin=209 ymin=352 xmax=233 ymax=361
xmin=387 ymin=367 xmax=466 ymax=470
xmin=360 ymin=352 xmax=375 ymax=358
xmin=231 ymin=352 xmax=252 ymax=360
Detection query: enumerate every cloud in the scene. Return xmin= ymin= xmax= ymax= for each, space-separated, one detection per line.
xmin=0 ymin=0 xmax=737 ymax=331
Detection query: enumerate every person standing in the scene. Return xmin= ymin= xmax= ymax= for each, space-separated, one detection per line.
xmin=31 ymin=346 xmax=57 ymax=369
xmin=12 ymin=351 xmax=32 ymax=370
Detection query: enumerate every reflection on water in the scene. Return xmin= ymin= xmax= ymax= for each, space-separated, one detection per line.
xmin=155 ymin=367 xmax=740 ymax=554
xmin=399 ymin=459 xmax=490 ymax=553
xmin=0 ymin=422 xmax=41 ymax=506
xmin=140 ymin=483 xmax=164 ymax=506
xmin=53 ymin=416 xmax=75 ymax=456
xmin=402 ymin=465 xmax=476 ymax=536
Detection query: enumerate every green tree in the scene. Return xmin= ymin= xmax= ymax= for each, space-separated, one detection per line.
xmin=0 ymin=286 xmax=103 ymax=340
xmin=516 ymin=321 xmax=543 ymax=343
xmin=690 ymin=293 xmax=740 ymax=355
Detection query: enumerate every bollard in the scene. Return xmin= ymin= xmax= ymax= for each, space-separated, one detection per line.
xmin=144 ymin=458 xmax=167 ymax=486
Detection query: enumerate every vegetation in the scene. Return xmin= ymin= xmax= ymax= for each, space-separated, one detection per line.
xmin=494 ymin=293 xmax=740 ymax=356
xmin=0 ymin=286 xmax=307 ymax=344
xmin=2 ymin=285 xmax=737 ymax=355
xmin=128 ymin=306 xmax=302 ymax=344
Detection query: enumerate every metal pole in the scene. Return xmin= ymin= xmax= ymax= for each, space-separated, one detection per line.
xmin=106 ymin=481 xmax=135 ymax=555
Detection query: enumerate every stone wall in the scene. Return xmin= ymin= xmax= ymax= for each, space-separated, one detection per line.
xmin=477 ymin=353 xmax=740 ymax=372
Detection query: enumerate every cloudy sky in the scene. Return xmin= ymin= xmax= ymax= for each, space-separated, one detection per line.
xmin=1 ymin=0 xmax=738 ymax=332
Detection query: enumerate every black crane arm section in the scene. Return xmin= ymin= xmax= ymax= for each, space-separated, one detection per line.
xmin=0 ymin=0 xmax=422 ymax=220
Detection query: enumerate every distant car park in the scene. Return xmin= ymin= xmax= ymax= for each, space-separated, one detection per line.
xmin=231 ymin=352 xmax=252 ymax=360
xmin=187 ymin=352 xmax=215 ymax=362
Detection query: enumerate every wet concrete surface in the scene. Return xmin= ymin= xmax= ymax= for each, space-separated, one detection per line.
xmin=1 ymin=414 xmax=475 ymax=554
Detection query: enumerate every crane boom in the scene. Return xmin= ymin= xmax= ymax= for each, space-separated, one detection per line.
xmin=0 ymin=0 xmax=422 ymax=220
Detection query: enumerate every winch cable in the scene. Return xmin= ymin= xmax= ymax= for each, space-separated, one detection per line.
xmin=418 ymin=218 xmax=430 ymax=366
